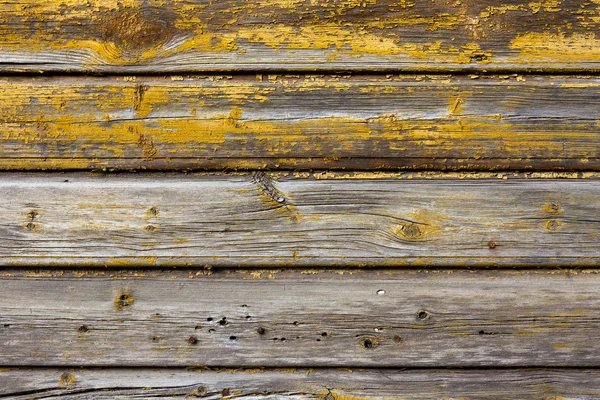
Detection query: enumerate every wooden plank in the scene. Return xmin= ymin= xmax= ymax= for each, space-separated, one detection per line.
xmin=2 ymin=368 xmax=600 ymax=399
xmin=1 ymin=172 xmax=600 ymax=267
xmin=3 ymin=75 xmax=600 ymax=171
xmin=2 ymin=0 xmax=600 ymax=72
xmin=0 ymin=269 xmax=600 ymax=366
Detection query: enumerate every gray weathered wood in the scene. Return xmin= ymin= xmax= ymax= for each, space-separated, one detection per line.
xmin=2 ymin=75 xmax=600 ymax=171
xmin=2 ymin=367 xmax=600 ymax=399
xmin=1 ymin=172 xmax=600 ymax=267
xmin=2 ymin=0 xmax=600 ymax=72
xmin=0 ymin=269 xmax=599 ymax=366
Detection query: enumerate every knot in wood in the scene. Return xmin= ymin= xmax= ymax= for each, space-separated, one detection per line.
xmin=398 ymin=223 xmax=422 ymax=239
xmin=102 ymin=7 xmax=176 ymax=55
xmin=545 ymin=219 xmax=561 ymax=231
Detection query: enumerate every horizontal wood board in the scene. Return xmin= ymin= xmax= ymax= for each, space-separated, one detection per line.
xmin=0 ymin=269 xmax=599 ymax=367
xmin=2 ymin=0 xmax=600 ymax=72
xmin=3 ymin=75 xmax=600 ymax=171
xmin=2 ymin=367 xmax=600 ymax=399
xmin=1 ymin=172 xmax=599 ymax=267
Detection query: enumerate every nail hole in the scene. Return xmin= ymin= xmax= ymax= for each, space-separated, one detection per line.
xmin=206 ymin=317 xmax=213 ymax=321
xmin=321 ymin=332 xmax=328 ymax=337
xmin=257 ymin=327 xmax=266 ymax=335
xmin=376 ymin=289 xmax=385 ymax=295
xmin=187 ymin=336 xmax=198 ymax=345
xmin=25 ymin=222 xmax=36 ymax=231
xmin=78 ymin=325 xmax=89 ymax=333
xmin=148 ymin=207 xmax=158 ymax=216
xmin=115 ymin=293 xmax=134 ymax=309
xmin=479 ymin=330 xmax=485 ymax=335
xmin=417 ymin=310 xmax=429 ymax=320
xmin=488 ymin=241 xmax=496 ymax=249
xmin=208 ymin=329 xmax=215 ymax=333
xmin=144 ymin=225 xmax=156 ymax=232
xmin=246 ymin=315 xmax=252 ymax=319
xmin=293 ymin=321 xmax=300 ymax=325
xmin=219 ymin=317 xmax=228 ymax=326
xmin=363 ymin=339 xmax=374 ymax=349
xmin=229 ymin=335 xmax=237 ymax=340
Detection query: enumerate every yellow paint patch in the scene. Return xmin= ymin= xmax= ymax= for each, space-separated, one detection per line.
xmin=510 ymin=33 xmax=600 ymax=63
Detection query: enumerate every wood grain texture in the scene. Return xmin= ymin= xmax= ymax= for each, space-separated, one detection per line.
xmin=2 ymin=367 xmax=600 ymax=399
xmin=2 ymin=0 xmax=600 ymax=72
xmin=3 ymin=75 xmax=600 ymax=171
xmin=0 ymin=269 xmax=599 ymax=366
xmin=2 ymin=172 xmax=600 ymax=267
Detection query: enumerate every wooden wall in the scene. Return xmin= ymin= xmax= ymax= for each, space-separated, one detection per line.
xmin=1 ymin=0 xmax=600 ymax=398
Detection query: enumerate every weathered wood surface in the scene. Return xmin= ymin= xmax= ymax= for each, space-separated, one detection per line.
xmin=0 ymin=269 xmax=599 ymax=366
xmin=3 ymin=368 xmax=600 ymax=399
xmin=3 ymin=75 xmax=600 ymax=171
xmin=1 ymin=172 xmax=600 ymax=267
xmin=2 ymin=0 xmax=600 ymax=72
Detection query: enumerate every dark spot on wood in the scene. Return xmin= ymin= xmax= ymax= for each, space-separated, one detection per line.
xmin=25 ymin=222 xmax=36 ymax=231
xmin=417 ymin=310 xmax=430 ymax=320
xmin=394 ymin=335 xmax=402 ymax=343
xmin=187 ymin=336 xmax=198 ymax=345
xmin=293 ymin=321 xmax=300 ymax=325
xmin=229 ymin=335 xmax=237 ymax=340
xmin=219 ymin=317 xmax=228 ymax=326
xmin=152 ymin=336 xmax=160 ymax=342
xmin=115 ymin=293 xmax=134 ymax=309
xmin=27 ymin=210 xmax=38 ymax=220
xmin=548 ymin=202 xmax=560 ymax=213
xmin=363 ymin=338 xmax=374 ymax=349
xmin=101 ymin=7 xmax=178 ymax=57
xmin=488 ymin=241 xmax=496 ymax=249
xmin=257 ymin=327 xmax=266 ymax=335
xmin=77 ymin=325 xmax=89 ymax=333
xmin=148 ymin=207 xmax=158 ymax=216
xmin=59 ymin=372 xmax=76 ymax=386
xmin=3 ymin=324 xmax=9 ymax=328
xmin=321 ymin=332 xmax=328 ymax=337
xmin=208 ymin=328 xmax=215 ymax=333
xmin=195 ymin=325 xmax=201 ymax=330
xmin=222 ymin=388 xmax=231 ymax=397
xmin=246 ymin=315 xmax=252 ymax=319
xmin=470 ymin=54 xmax=488 ymax=63
xmin=144 ymin=224 xmax=157 ymax=232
